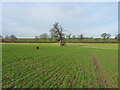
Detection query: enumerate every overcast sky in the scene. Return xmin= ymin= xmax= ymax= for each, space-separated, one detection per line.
xmin=2 ymin=2 xmax=118 ymax=38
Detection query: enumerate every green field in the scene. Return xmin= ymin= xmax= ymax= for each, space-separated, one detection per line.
xmin=2 ymin=43 xmax=118 ymax=88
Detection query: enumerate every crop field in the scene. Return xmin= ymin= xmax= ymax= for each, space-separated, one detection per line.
xmin=2 ymin=43 xmax=118 ymax=88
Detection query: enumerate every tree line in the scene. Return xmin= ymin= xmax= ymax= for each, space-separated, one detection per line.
xmin=0 ymin=22 xmax=120 ymax=46
xmin=34 ymin=23 xmax=120 ymax=41
xmin=1 ymin=32 xmax=120 ymax=40
xmin=35 ymin=32 xmax=120 ymax=40
xmin=0 ymin=34 xmax=17 ymax=41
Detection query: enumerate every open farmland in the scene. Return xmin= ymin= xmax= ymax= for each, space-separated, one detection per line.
xmin=2 ymin=43 xmax=118 ymax=88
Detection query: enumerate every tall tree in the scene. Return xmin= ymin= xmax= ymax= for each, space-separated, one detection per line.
xmin=50 ymin=22 xmax=66 ymax=46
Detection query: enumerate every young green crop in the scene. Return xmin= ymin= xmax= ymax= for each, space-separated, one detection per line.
xmin=2 ymin=43 xmax=118 ymax=88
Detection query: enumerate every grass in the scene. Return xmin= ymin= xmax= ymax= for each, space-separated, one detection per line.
xmin=68 ymin=43 xmax=118 ymax=50
xmin=2 ymin=43 xmax=118 ymax=88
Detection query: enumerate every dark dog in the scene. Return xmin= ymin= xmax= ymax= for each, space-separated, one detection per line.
xmin=37 ymin=46 xmax=39 ymax=49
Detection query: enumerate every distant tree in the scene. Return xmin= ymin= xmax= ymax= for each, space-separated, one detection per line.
xmin=77 ymin=35 xmax=80 ymax=41
xmin=50 ymin=22 xmax=66 ymax=46
xmin=0 ymin=35 xmax=3 ymax=39
xmin=78 ymin=34 xmax=84 ymax=40
xmin=9 ymin=34 xmax=17 ymax=41
xmin=77 ymin=34 xmax=82 ymax=41
xmin=39 ymin=33 xmax=49 ymax=39
xmin=107 ymin=34 xmax=111 ymax=39
xmin=72 ymin=35 xmax=76 ymax=39
xmin=5 ymin=35 xmax=9 ymax=39
xmin=115 ymin=35 xmax=117 ymax=39
xmin=35 ymin=36 xmax=39 ymax=39
xmin=66 ymin=34 xmax=72 ymax=40
xmin=0 ymin=35 xmax=3 ymax=42
xmin=115 ymin=34 xmax=120 ymax=40
xmin=118 ymin=34 xmax=120 ymax=40
xmin=91 ymin=36 xmax=93 ymax=39
xmin=35 ymin=36 xmax=39 ymax=42
xmin=101 ymin=33 xmax=108 ymax=39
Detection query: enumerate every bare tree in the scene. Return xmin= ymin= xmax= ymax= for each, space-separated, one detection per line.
xmin=72 ymin=35 xmax=76 ymax=39
xmin=50 ymin=22 xmax=66 ymax=46
xmin=78 ymin=34 xmax=84 ymax=41
xmin=66 ymin=33 xmax=72 ymax=40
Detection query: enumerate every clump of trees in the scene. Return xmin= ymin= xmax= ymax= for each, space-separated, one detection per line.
xmin=9 ymin=35 xmax=17 ymax=41
xmin=0 ymin=35 xmax=3 ymax=42
xmin=101 ymin=33 xmax=111 ymax=39
xmin=72 ymin=35 xmax=76 ymax=39
xmin=35 ymin=33 xmax=50 ymax=39
xmin=66 ymin=34 xmax=72 ymax=40
xmin=0 ymin=35 xmax=3 ymax=39
xmin=35 ymin=33 xmax=51 ymax=42
xmin=39 ymin=33 xmax=49 ymax=39
xmin=78 ymin=34 xmax=84 ymax=41
xmin=4 ymin=34 xmax=17 ymax=41
xmin=115 ymin=34 xmax=120 ymax=40
xmin=34 ymin=32 xmax=119 ymax=43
